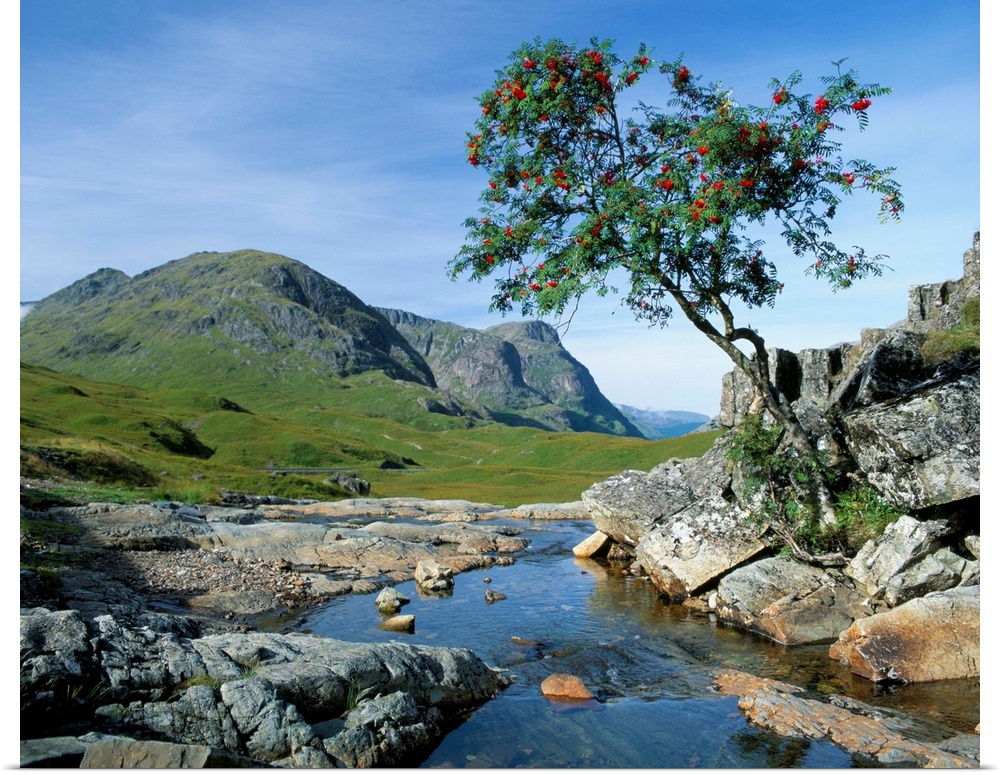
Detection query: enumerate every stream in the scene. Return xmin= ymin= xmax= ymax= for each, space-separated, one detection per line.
xmin=291 ymin=517 xmax=979 ymax=768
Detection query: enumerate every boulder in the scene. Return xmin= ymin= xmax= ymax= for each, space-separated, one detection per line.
xmin=582 ymin=436 xmax=735 ymax=548
xmin=375 ymin=587 xmax=410 ymax=616
xmin=540 ymin=674 xmax=594 ymax=701
xmin=572 ymin=530 xmax=613 ymax=559
xmin=414 ymin=559 xmax=455 ymax=594
xmin=322 ymin=691 xmax=442 ymax=768
xmin=379 ymin=615 xmax=415 ymax=634
xmin=20 ymin=608 xmax=93 ymax=697
xmin=325 ymin=473 xmax=371 ymax=497
xmin=845 ymin=515 xmax=951 ymax=600
xmin=828 ymin=586 xmax=980 ymax=683
xmin=714 ymin=557 xmax=857 ymax=645
xmin=634 ymin=495 xmax=767 ymax=600
xmin=826 ymin=329 xmax=933 ymax=416
xmin=883 ymin=548 xmax=975 ymax=607
xmin=840 ymin=368 xmax=980 ymax=511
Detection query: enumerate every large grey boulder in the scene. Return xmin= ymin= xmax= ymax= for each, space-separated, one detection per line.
xmin=829 ymin=586 xmax=980 ymax=683
xmin=124 ymin=678 xmax=320 ymax=763
xmin=323 ymin=690 xmax=441 ymax=768
xmin=714 ymin=557 xmax=857 ymax=645
xmin=826 ymin=329 xmax=933 ymax=416
xmin=20 ymin=608 xmax=92 ymax=698
xmin=582 ymin=435 xmax=734 ymax=548
xmin=635 ymin=495 xmax=767 ymax=600
xmin=846 ymin=515 xmax=952 ymax=601
xmin=20 ymin=610 xmax=509 ymax=766
xmin=840 ymin=368 xmax=980 ymax=511
xmin=883 ymin=548 xmax=978 ymax=608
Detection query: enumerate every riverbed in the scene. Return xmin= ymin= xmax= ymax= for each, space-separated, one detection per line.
xmin=290 ymin=517 xmax=979 ymax=768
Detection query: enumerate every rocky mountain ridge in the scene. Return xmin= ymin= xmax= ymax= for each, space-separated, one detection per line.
xmin=19 ymin=249 xmax=640 ymax=436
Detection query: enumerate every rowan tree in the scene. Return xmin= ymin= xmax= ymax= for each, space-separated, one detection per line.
xmin=449 ymin=37 xmax=902 ymax=539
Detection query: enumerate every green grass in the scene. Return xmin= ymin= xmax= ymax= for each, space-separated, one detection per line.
xmin=922 ymin=297 xmax=980 ymax=364
xmin=20 ymin=362 xmax=721 ymax=506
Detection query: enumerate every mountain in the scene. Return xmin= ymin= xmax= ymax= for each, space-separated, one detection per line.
xmin=378 ymin=309 xmax=641 ymax=437
xmin=20 ymin=249 xmax=638 ymax=436
xmin=614 ymin=405 xmax=711 ymax=439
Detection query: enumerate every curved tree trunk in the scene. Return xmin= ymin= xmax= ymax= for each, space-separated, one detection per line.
xmin=667 ymin=286 xmax=839 ymax=528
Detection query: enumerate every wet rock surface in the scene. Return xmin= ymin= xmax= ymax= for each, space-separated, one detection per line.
xmin=19 ymin=495 xmax=529 ymax=766
xmin=714 ymin=671 xmax=978 ymax=767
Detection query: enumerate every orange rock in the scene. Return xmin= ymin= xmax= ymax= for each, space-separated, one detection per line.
xmin=540 ymin=673 xmax=594 ymax=701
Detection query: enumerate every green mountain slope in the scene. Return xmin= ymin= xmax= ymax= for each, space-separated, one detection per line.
xmin=20 ymin=362 xmax=721 ymax=506
xmin=21 ymin=249 xmax=635 ymax=435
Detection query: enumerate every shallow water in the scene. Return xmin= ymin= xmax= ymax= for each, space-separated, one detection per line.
xmin=292 ymin=517 xmax=979 ymax=767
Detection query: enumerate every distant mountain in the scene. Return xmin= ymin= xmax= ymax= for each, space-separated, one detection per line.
xmin=614 ymin=405 xmax=711 ymax=439
xmin=378 ymin=309 xmax=641 ymax=436
xmin=20 ymin=249 xmax=639 ymax=436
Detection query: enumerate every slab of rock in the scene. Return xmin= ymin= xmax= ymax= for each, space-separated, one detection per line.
xmin=829 ymin=586 xmax=979 ymax=683
xmin=572 ymin=530 xmax=613 ymax=559
xmin=582 ymin=436 xmax=734 ymax=547
xmin=846 ymin=515 xmax=951 ymax=600
xmin=840 ymin=368 xmax=979 ymax=511
xmin=80 ymin=737 xmax=262 ymax=768
xmin=714 ymin=557 xmax=857 ymax=645
xmin=634 ymin=495 xmax=767 ymax=600
xmin=379 ymin=615 xmax=415 ymax=634
xmin=540 ymin=674 xmax=594 ymax=701
xmin=715 ymin=671 xmax=977 ymax=767
xmin=20 ymin=736 xmax=87 ymax=768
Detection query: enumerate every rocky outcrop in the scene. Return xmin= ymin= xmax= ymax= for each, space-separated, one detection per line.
xmin=714 ymin=557 xmax=857 ymax=645
xmin=840 ymin=368 xmax=980 ymax=510
xmin=715 ymin=671 xmax=977 ymax=766
xmin=21 ymin=608 xmax=509 ymax=767
xmin=828 ymin=586 xmax=980 ymax=683
xmin=24 ymin=499 xmax=529 ymax=620
xmin=906 ymin=232 xmax=980 ymax=334
xmin=580 ymin=235 xmax=980 ymax=681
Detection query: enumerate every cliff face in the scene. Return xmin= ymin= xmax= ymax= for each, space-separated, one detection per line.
xmin=717 ymin=233 xmax=980 ymax=513
xmin=377 ymin=308 xmax=642 ymax=437
xmin=20 ymin=250 xmax=639 ymax=436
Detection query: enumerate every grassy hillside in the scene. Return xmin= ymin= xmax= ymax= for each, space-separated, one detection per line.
xmin=20 ymin=362 xmax=721 ymax=507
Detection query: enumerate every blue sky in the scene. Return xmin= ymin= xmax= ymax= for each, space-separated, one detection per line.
xmin=18 ymin=0 xmax=981 ymax=416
